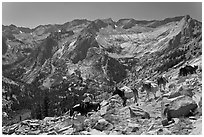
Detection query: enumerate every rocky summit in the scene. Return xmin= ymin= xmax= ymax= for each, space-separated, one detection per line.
xmin=2 ymin=15 xmax=202 ymax=135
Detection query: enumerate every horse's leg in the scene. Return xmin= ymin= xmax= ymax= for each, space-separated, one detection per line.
xmin=85 ymin=112 xmax=88 ymax=117
xmin=134 ymin=93 xmax=138 ymax=104
xmin=153 ymin=88 xmax=156 ymax=99
xmin=97 ymin=104 xmax=101 ymax=110
xmin=72 ymin=112 xmax=75 ymax=120
xmin=70 ymin=109 xmax=75 ymax=119
xmin=134 ymin=93 xmax=139 ymax=106
xmin=134 ymin=94 xmax=137 ymax=103
xmin=94 ymin=106 xmax=97 ymax=111
xmin=123 ymin=100 xmax=126 ymax=107
xmin=160 ymin=84 xmax=163 ymax=91
xmin=122 ymin=98 xmax=127 ymax=106
xmin=145 ymin=91 xmax=149 ymax=101
xmin=164 ymin=83 xmax=166 ymax=90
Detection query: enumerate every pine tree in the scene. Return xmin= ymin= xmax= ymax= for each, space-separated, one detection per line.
xmin=36 ymin=104 xmax=43 ymax=120
xmin=43 ymin=90 xmax=50 ymax=117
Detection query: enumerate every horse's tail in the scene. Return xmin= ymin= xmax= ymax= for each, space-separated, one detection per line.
xmin=156 ymin=78 xmax=160 ymax=85
xmin=132 ymin=88 xmax=139 ymax=103
xmin=98 ymin=103 xmax=101 ymax=110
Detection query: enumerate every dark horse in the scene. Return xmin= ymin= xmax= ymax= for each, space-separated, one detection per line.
xmin=70 ymin=101 xmax=101 ymax=118
xmin=157 ymin=76 xmax=168 ymax=91
xmin=112 ymin=86 xmax=138 ymax=106
xmin=140 ymin=82 xmax=158 ymax=101
xmin=112 ymin=87 xmax=127 ymax=106
xmin=179 ymin=65 xmax=198 ymax=76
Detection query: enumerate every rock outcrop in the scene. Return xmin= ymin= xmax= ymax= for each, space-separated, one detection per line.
xmin=128 ymin=105 xmax=150 ymax=119
xmin=162 ymin=95 xmax=198 ymax=119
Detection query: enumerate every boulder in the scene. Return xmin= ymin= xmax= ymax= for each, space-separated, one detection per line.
xmin=128 ymin=105 xmax=150 ymax=119
xmin=93 ymin=118 xmax=113 ymax=131
xmin=163 ymin=95 xmax=198 ymax=119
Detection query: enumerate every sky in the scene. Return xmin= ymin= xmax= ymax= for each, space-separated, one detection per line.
xmin=2 ymin=2 xmax=202 ymax=29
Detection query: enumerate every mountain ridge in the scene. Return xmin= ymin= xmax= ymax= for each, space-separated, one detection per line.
xmin=3 ymin=15 xmax=193 ymax=32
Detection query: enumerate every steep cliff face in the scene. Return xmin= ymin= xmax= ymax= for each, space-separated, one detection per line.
xmin=106 ymin=57 xmax=127 ymax=83
xmin=69 ymin=32 xmax=99 ymax=64
xmin=68 ymin=19 xmax=116 ymax=64
xmin=78 ymin=47 xmax=127 ymax=85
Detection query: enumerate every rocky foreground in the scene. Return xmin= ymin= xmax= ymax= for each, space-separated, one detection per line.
xmin=2 ymin=70 xmax=202 ymax=135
